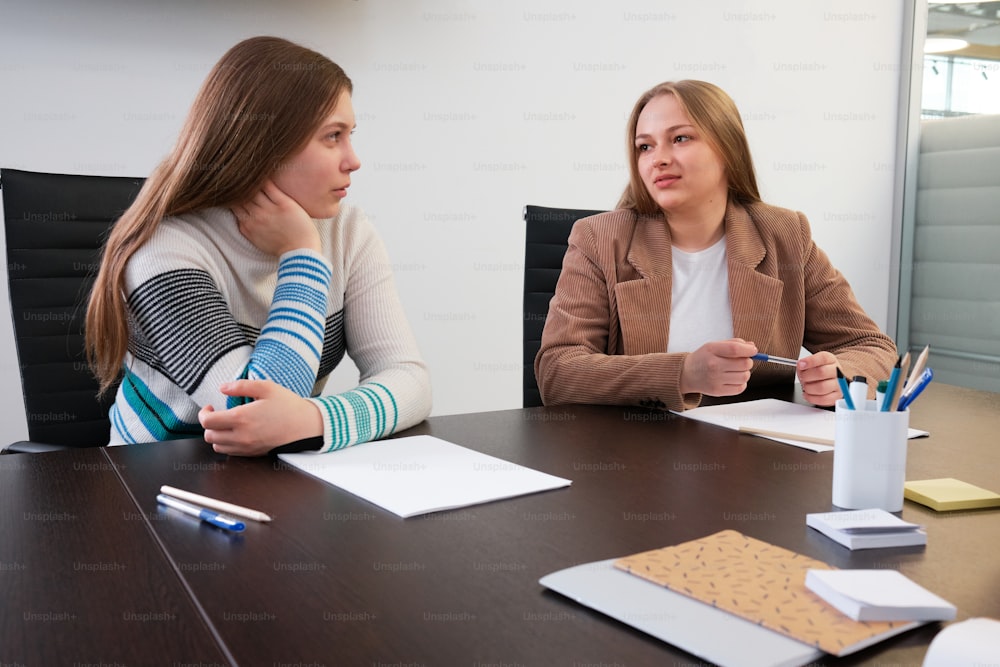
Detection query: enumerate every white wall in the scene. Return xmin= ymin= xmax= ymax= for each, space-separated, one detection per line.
xmin=0 ymin=0 xmax=906 ymax=444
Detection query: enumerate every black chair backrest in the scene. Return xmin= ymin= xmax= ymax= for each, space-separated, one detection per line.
xmin=522 ymin=204 xmax=604 ymax=408
xmin=2 ymin=168 xmax=144 ymax=446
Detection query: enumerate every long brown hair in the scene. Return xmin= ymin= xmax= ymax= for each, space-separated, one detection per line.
xmin=617 ymin=80 xmax=760 ymax=214
xmin=86 ymin=36 xmax=352 ymax=394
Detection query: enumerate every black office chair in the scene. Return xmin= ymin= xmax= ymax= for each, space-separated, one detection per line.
xmin=522 ymin=204 xmax=604 ymax=408
xmin=1 ymin=168 xmax=144 ymax=453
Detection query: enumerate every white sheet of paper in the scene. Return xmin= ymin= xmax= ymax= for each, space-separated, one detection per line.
xmin=278 ymin=435 xmax=571 ymax=518
xmin=674 ymin=399 xmax=929 ymax=452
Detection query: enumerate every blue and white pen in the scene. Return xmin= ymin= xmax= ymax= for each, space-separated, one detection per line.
xmin=750 ymin=353 xmax=799 ymax=367
xmin=156 ymin=494 xmax=246 ymax=532
xmin=898 ymin=368 xmax=933 ymax=411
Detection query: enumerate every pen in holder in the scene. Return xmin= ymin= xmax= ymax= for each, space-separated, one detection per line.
xmin=831 ymin=399 xmax=909 ymax=512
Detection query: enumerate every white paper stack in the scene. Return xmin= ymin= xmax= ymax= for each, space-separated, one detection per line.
xmin=805 ymin=569 xmax=956 ymax=622
xmin=806 ymin=509 xmax=926 ymax=550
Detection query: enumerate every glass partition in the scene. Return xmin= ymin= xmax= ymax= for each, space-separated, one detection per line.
xmin=897 ymin=1 xmax=1000 ymax=391
xmin=922 ymin=54 xmax=1000 ymax=117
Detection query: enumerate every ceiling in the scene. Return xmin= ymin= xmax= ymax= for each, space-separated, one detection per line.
xmin=928 ymin=2 xmax=1000 ymax=60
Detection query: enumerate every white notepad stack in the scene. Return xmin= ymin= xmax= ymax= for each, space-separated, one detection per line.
xmin=805 ymin=569 xmax=956 ymax=622
xmin=806 ymin=509 xmax=926 ymax=550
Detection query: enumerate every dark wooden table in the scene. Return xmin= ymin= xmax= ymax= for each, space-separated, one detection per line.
xmin=0 ymin=447 xmax=231 ymax=665
xmin=2 ymin=382 xmax=997 ymax=666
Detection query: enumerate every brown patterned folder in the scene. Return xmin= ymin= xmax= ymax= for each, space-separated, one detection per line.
xmin=613 ymin=530 xmax=910 ymax=655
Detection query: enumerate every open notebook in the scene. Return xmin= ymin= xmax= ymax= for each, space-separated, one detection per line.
xmin=676 ymin=398 xmax=929 ymax=452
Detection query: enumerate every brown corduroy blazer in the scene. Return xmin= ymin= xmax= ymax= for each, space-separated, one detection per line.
xmin=534 ymin=200 xmax=897 ymax=411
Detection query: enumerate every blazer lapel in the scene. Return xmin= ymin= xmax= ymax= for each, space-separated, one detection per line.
xmin=725 ymin=203 xmax=783 ymax=347
xmin=613 ymin=204 xmax=784 ymax=354
xmin=616 ymin=215 xmax=672 ymax=354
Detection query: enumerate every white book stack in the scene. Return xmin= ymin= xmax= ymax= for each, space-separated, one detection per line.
xmin=806 ymin=509 xmax=926 ymax=550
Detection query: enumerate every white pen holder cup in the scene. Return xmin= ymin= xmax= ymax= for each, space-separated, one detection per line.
xmin=832 ymin=399 xmax=909 ymax=512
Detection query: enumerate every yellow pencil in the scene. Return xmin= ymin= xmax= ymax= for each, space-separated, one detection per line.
xmin=887 ymin=353 xmax=910 ymax=412
xmin=906 ymin=345 xmax=930 ymax=389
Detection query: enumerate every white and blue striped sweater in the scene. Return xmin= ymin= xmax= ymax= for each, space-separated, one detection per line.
xmin=108 ymin=205 xmax=431 ymax=451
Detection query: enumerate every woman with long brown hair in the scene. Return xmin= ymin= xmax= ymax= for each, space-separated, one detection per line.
xmin=86 ymin=36 xmax=430 ymax=455
xmin=535 ymin=80 xmax=895 ymax=411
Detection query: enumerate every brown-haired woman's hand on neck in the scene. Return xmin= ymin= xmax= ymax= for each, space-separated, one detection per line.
xmin=231 ymin=179 xmax=321 ymax=256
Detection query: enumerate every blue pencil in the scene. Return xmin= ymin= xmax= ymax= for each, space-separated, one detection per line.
xmin=880 ymin=356 xmax=902 ymax=412
xmin=836 ymin=368 xmax=855 ymax=410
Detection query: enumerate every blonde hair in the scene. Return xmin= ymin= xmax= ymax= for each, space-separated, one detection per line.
xmin=617 ymin=80 xmax=760 ymax=214
xmin=86 ymin=36 xmax=352 ymax=394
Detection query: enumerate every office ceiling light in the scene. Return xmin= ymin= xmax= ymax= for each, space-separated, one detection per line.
xmin=924 ymin=36 xmax=970 ymax=52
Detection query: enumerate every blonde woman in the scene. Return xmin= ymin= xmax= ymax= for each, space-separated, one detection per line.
xmin=87 ymin=36 xmax=430 ymax=455
xmin=536 ymin=80 xmax=895 ymax=411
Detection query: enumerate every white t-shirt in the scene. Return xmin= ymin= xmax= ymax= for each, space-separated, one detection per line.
xmin=666 ymin=236 xmax=734 ymax=353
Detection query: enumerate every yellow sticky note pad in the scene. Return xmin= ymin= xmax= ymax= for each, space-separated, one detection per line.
xmin=904 ymin=478 xmax=1000 ymax=511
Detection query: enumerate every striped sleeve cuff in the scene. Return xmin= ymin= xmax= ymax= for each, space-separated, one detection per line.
xmin=309 ymin=382 xmax=399 ymax=452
